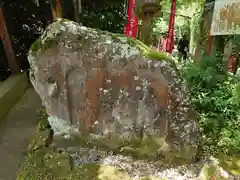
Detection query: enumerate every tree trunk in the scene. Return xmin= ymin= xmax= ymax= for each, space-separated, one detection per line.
xmin=214 ymin=35 xmax=225 ymax=61
xmin=73 ymin=0 xmax=82 ymax=24
xmin=189 ymin=16 xmax=195 ymax=55
xmin=222 ymin=38 xmax=233 ymax=72
xmin=0 ymin=7 xmax=19 ymax=73
xmin=51 ymin=0 xmax=63 ymax=20
xmin=189 ymin=4 xmax=202 ymax=55
xmin=194 ymin=0 xmax=223 ymax=62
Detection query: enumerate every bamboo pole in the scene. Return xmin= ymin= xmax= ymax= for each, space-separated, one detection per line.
xmin=0 ymin=7 xmax=20 ymax=73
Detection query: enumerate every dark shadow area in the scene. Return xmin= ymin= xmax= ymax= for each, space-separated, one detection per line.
xmin=0 ymin=0 xmax=126 ymax=75
xmin=0 ymin=39 xmax=11 ymax=81
xmin=61 ymin=0 xmax=127 ymax=33
xmin=61 ymin=0 xmax=75 ymax=21
xmin=2 ymin=0 xmax=53 ymax=71
xmin=81 ymin=0 xmax=127 ymax=33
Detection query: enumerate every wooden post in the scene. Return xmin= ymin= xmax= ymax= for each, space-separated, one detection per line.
xmin=51 ymin=0 xmax=63 ymax=20
xmin=223 ymin=38 xmax=232 ymax=72
xmin=0 ymin=7 xmax=20 ymax=73
xmin=194 ymin=0 xmax=215 ymax=62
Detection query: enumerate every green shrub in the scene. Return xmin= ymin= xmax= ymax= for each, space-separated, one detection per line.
xmin=182 ymin=55 xmax=240 ymax=156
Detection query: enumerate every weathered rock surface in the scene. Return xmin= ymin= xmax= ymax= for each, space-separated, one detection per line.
xmin=28 ymin=18 xmax=198 ymax=161
xmin=17 ymin=115 xmax=239 ymax=180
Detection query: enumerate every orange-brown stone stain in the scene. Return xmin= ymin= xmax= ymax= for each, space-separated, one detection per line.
xmin=85 ymin=68 xmax=107 ymax=132
xmin=149 ymin=81 xmax=169 ymax=108
xmin=117 ymin=71 xmax=133 ymax=87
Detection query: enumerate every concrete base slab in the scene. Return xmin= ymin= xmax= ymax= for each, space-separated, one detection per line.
xmin=0 ymin=73 xmax=28 ymax=120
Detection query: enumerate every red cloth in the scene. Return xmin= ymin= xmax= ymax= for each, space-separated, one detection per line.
xmin=161 ymin=38 xmax=168 ymax=52
xmin=166 ymin=0 xmax=176 ymax=54
xmin=124 ymin=23 xmax=130 ymax=36
xmin=228 ymin=55 xmax=237 ymax=72
xmin=124 ymin=0 xmax=133 ymax=36
xmin=131 ymin=16 xmax=138 ymax=38
xmin=124 ymin=0 xmax=138 ymax=38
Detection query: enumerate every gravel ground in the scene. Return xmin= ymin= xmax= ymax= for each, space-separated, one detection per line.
xmin=59 ymin=146 xmax=204 ymax=180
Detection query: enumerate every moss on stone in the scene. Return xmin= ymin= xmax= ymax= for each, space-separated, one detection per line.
xmin=36 ymin=107 xmax=50 ymax=131
xmin=66 ymin=133 xmax=162 ymax=160
xmin=127 ymin=38 xmax=171 ymax=61
xmin=17 ymin=147 xmax=130 ymax=180
xmin=44 ymin=151 xmax=73 ymax=177
xmin=61 ymin=18 xmax=72 ymax=22
xmin=137 ymin=176 xmax=163 ymax=180
xmin=20 ymin=105 xmax=194 ymax=179
xmin=18 ymin=108 xmax=130 ymax=180
xmin=30 ymin=18 xmax=172 ymax=65
xmin=111 ymin=32 xmax=172 ymax=62
xmin=57 ymin=132 xmax=195 ymax=165
xmin=119 ymin=135 xmax=165 ymax=159
xmin=30 ymin=38 xmax=42 ymax=52
xmin=199 ymin=155 xmax=240 ymax=180
xmin=27 ymin=129 xmax=53 ymax=151
xmin=217 ymin=155 xmax=240 ymax=176
xmin=26 ymin=107 xmax=53 ymax=151
xmin=200 ymin=164 xmax=226 ymax=180
xmin=30 ymin=19 xmax=64 ymax=53
xmin=30 ymin=37 xmax=58 ymax=53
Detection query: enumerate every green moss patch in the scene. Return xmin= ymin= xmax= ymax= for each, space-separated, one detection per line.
xmin=199 ymin=155 xmax=240 ymax=180
xmin=53 ymin=131 xmax=196 ymax=166
xmin=111 ymin=32 xmax=172 ymax=62
xmin=17 ymin=147 xmax=131 ymax=180
xmin=137 ymin=176 xmax=163 ymax=180
xmin=30 ymin=36 xmax=58 ymax=53
xmin=30 ymin=38 xmax=42 ymax=51
xmin=217 ymin=155 xmax=240 ymax=176
xmin=17 ymin=108 xmax=130 ymax=180
xmin=30 ymin=18 xmax=172 ymax=64
xmin=30 ymin=19 xmax=66 ymax=53
xmin=127 ymin=37 xmax=171 ymax=61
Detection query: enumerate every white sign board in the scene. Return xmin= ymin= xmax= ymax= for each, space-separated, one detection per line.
xmin=211 ymin=0 xmax=240 ymax=35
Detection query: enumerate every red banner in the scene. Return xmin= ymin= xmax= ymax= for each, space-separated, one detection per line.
xmin=166 ymin=0 xmax=177 ymax=54
xmin=124 ymin=0 xmax=138 ymax=38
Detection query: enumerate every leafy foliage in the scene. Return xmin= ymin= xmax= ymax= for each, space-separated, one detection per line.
xmin=182 ymin=55 xmax=240 ymax=156
xmin=152 ymin=0 xmax=203 ymax=37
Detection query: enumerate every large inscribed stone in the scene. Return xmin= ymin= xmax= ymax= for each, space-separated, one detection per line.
xmin=28 ymin=19 xmax=199 ymax=161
